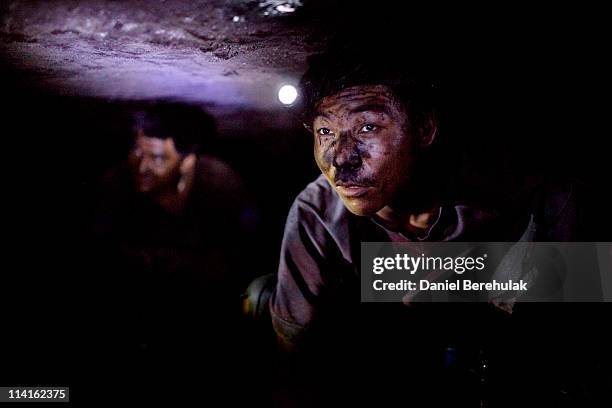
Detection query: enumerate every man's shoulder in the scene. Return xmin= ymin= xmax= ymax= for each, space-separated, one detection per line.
xmin=196 ymin=155 xmax=243 ymax=188
xmin=291 ymin=174 xmax=349 ymax=227
xmin=295 ymin=174 xmax=336 ymax=206
xmin=193 ymin=154 xmax=252 ymax=208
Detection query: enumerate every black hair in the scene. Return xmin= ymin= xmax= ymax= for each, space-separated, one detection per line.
xmin=131 ymin=101 xmax=216 ymax=155
xmin=297 ymin=40 xmax=440 ymax=129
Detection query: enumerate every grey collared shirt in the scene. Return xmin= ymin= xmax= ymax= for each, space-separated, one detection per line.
xmin=269 ymin=174 xmax=543 ymax=346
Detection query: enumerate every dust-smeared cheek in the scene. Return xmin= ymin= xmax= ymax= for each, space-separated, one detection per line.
xmin=359 ymin=141 xmax=389 ymax=177
xmin=360 ymin=139 xmax=385 ymax=160
xmin=361 ymin=141 xmax=399 ymax=194
xmin=314 ymin=142 xmax=334 ymax=174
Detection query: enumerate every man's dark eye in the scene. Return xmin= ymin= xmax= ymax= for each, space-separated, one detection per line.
xmin=317 ymin=127 xmax=333 ymax=136
xmin=360 ymin=124 xmax=377 ymax=133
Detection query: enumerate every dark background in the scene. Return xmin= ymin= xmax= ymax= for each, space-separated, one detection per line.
xmin=1 ymin=0 xmax=611 ymax=405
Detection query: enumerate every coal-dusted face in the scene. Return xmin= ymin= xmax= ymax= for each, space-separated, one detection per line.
xmin=312 ymin=85 xmax=420 ymax=216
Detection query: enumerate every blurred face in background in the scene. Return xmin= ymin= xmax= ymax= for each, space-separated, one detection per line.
xmin=128 ymin=130 xmax=182 ymax=194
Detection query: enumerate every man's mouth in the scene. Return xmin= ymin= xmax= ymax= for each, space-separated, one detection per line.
xmin=134 ymin=173 xmax=155 ymax=190
xmin=335 ymin=182 xmax=372 ymax=198
xmin=137 ymin=174 xmax=152 ymax=183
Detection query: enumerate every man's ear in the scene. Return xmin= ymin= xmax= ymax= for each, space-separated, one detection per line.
xmin=179 ymin=153 xmax=197 ymax=175
xmin=303 ymin=122 xmax=313 ymax=133
xmin=418 ymin=112 xmax=438 ymax=148
xmin=177 ymin=153 xmax=197 ymax=194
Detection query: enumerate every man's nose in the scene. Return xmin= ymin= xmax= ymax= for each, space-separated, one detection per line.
xmin=138 ymin=157 xmax=151 ymax=173
xmin=332 ymin=136 xmax=362 ymax=170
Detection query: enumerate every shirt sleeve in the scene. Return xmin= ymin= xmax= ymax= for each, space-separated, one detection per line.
xmin=269 ymin=196 xmax=345 ymax=348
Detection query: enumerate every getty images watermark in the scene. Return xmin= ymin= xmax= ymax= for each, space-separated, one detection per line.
xmin=361 ymin=242 xmax=612 ymax=303
xmin=372 ymin=252 xmax=527 ymax=292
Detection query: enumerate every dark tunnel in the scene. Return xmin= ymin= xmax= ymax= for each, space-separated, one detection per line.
xmin=1 ymin=0 xmax=611 ymax=406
